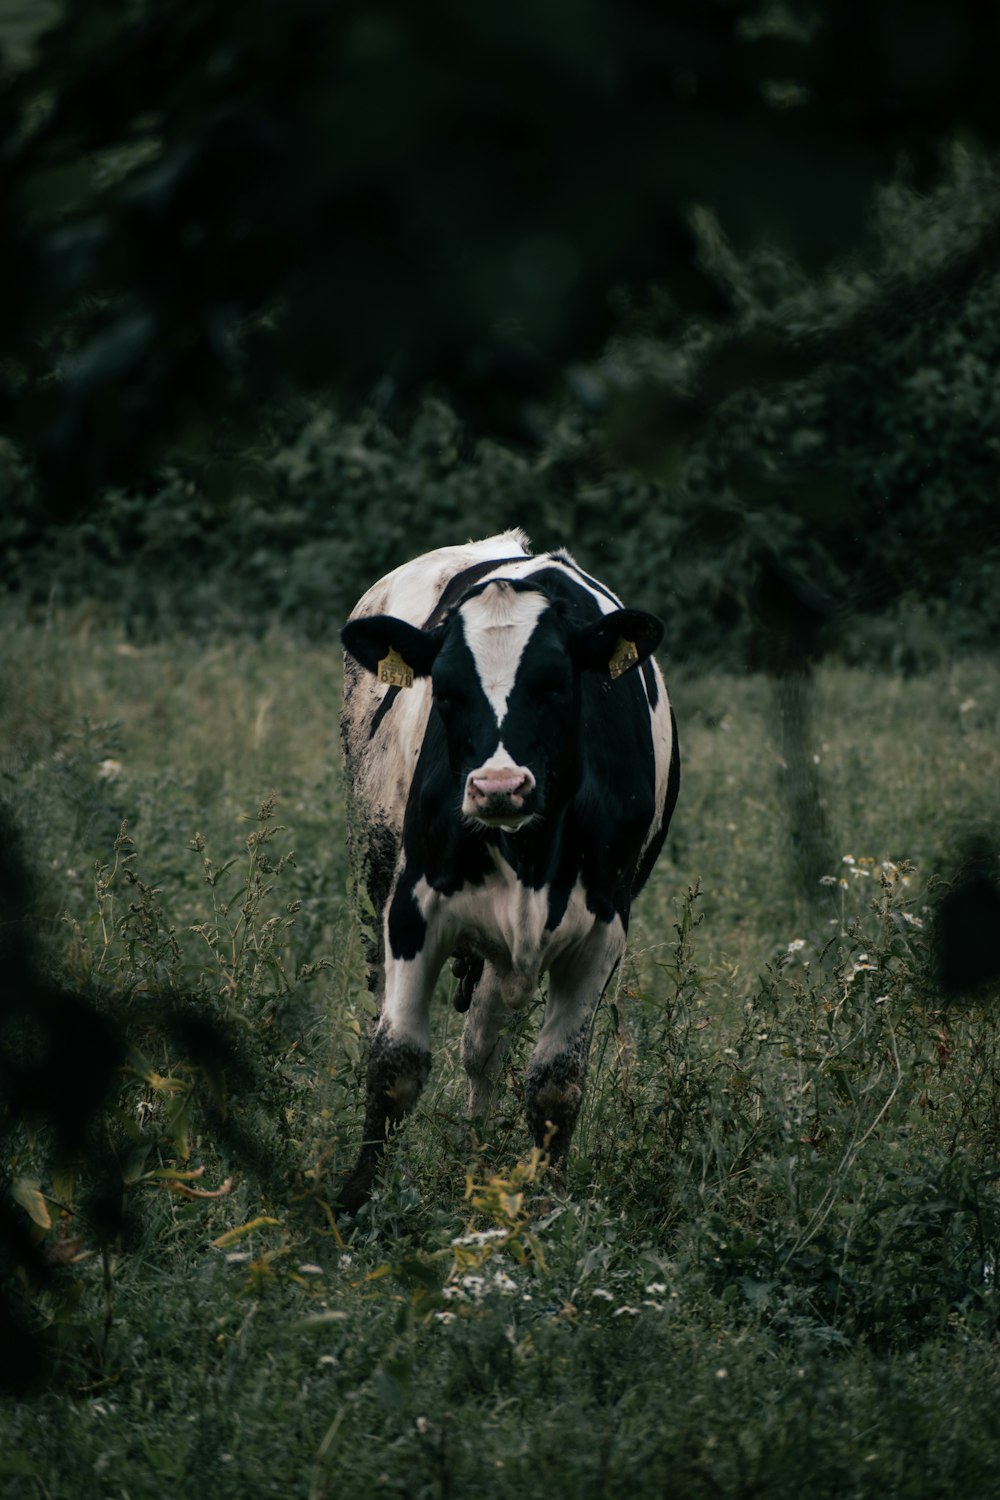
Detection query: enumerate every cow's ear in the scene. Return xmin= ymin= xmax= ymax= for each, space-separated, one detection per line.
xmin=572 ymin=609 xmax=664 ymax=679
xmin=342 ymin=615 xmax=442 ymax=687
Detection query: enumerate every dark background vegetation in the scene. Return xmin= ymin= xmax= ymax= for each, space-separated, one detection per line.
xmin=2 ymin=0 xmax=1000 ymax=667
xmin=3 ymin=0 xmax=1000 ymax=1440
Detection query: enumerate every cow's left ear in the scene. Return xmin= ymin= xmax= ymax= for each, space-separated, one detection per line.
xmin=572 ymin=609 xmax=664 ymax=679
xmin=342 ymin=615 xmax=443 ymax=687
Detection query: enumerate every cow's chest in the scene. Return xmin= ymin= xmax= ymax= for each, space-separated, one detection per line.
xmin=412 ymin=850 xmax=596 ymax=1005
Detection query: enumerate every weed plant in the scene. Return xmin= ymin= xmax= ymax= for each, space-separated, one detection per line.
xmin=2 ymin=611 xmax=1000 ymax=1497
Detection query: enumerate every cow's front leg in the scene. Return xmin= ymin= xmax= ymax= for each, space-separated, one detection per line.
xmin=460 ymin=962 xmax=517 ymax=1122
xmin=524 ymin=921 xmax=625 ymax=1166
xmin=336 ymin=944 xmax=440 ymax=1216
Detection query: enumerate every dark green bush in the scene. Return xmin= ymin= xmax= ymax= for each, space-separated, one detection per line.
xmin=4 ymin=150 xmax=1000 ymax=668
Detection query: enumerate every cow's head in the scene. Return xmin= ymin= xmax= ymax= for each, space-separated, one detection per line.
xmin=343 ymin=581 xmax=662 ymax=830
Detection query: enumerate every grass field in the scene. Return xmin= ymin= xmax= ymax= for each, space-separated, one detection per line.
xmin=2 ymin=608 xmax=1000 ymax=1499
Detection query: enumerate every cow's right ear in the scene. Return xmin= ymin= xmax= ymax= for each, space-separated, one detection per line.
xmin=342 ymin=615 xmax=442 ymax=688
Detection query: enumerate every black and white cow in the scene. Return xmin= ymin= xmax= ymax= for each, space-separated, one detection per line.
xmin=337 ymin=529 xmax=679 ymax=1212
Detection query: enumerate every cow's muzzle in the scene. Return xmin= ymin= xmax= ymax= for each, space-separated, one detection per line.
xmin=463 ymin=766 xmax=537 ymax=826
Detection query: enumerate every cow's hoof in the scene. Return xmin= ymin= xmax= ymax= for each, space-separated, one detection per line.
xmin=334 ymin=1160 xmax=377 ymax=1220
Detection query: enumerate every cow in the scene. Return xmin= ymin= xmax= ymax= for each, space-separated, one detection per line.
xmin=336 ymin=529 xmax=679 ymax=1213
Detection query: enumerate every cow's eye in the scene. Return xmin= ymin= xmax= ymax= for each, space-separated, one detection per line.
xmin=435 ymin=687 xmax=463 ymax=713
xmin=535 ymin=679 xmax=569 ymax=704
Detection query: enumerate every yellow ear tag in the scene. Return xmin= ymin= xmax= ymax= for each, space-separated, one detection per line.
xmin=377 ymin=648 xmax=414 ymax=689
xmin=608 ymin=637 xmax=639 ymax=680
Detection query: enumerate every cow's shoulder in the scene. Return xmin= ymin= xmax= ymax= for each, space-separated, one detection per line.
xmin=349 ymin=530 xmax=532 ymax=627
xmin=540 ymin=549 xmax=625 ymax=614
xmin=454 ymin=550 xmax=622 ymax=623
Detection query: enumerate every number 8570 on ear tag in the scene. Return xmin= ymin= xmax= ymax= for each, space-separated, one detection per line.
xmin=377 ymin=648 xmax=414 ymax=689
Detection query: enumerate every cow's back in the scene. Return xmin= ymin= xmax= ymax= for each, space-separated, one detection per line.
xmin=349 ymin=529 xmax=532 ymax=630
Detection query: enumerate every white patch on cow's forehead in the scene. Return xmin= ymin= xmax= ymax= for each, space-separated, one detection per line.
xmin=459 ymin=584 xmax=549 ymax=722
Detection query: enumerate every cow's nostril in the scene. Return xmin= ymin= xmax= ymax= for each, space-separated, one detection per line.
xmin=467 ymin=767 xmax=536 ymax=802
xmin=471 ymin=773 xmax=527 ymax=796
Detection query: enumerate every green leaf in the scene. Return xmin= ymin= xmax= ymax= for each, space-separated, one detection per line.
xmin=11 ymin=1178 xmax=52 ymax=1230
xmin=212 ymin=1217 xmax=281 ymax=1249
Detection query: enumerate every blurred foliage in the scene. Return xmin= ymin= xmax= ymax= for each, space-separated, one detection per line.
xmin=3 ymin=0 xmax=1000 ymax=513
xmin=3 ymin=144 xmax=1000 ymax=667
xmin=603 ymin=146 xmax=1000 ymax=667
xmin=0 ymin=794 xmax=329 ymax=1392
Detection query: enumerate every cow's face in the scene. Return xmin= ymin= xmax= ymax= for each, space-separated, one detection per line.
xmin=434 ymin=584 xmax=572 ymax=827
xmin=342 ymin=582 xmax=662 ymax=831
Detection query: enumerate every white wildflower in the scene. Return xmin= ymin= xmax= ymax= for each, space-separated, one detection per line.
xmin=451 ymin=1227 xmax=508 ymax=1248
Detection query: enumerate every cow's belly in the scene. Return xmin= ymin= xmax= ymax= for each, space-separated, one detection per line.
xmin=412 ymin=859 xmax=597 ymax=1010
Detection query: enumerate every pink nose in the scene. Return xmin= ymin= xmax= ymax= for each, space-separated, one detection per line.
xmin=471 ymin=771 xmax=531 ymax=797
xmin=465 ymin=766 xmax=536 ymax=815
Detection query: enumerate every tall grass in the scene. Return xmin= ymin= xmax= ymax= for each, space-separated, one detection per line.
xmin=2 ymin=609 xmax=999 ymax=1498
